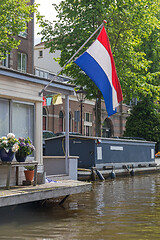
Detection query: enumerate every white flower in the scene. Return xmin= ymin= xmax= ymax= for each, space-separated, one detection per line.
xmin=12 ymin=143 xmax=19 ymax=152
xmin=1 ymin=136 xmax=7 ymax=140
xmin=2 ymin=140 xmax=8 ymax=145
xmin=7 ymin=133 xmax=15 ymax=139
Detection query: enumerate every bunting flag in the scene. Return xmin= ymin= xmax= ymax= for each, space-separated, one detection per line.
xmin=74 ymin=26 xmax=123 ymax=117
xmin=46 ymin=97 xmax=52 ymax=106
xmin=43 ymin=97 xmax=46 ymax=107
xmin=52 ymin=94 xmax=63 ymax=105
xmin=42 ymin=95 xmax=63 ymax=107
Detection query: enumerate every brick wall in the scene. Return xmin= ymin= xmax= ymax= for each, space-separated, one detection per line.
xmin=43 ymin=97 xmax=131 ymax=137
xmin=2 ymin=0 xmax=34 ymax=74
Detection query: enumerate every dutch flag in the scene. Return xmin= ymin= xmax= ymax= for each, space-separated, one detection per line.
xmin=74 ymin=26 xmax=123 ymax=117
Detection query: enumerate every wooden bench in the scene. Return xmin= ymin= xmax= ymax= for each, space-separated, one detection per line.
xmin=0 ymin=161 xmax=38 ymax=189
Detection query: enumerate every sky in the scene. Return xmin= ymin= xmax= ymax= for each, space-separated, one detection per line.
xmin=34 ymin=0 xmax=61 ymax=45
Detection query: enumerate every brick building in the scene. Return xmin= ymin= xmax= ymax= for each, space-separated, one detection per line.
xmin=34 ymin=42 xmax=131 ymax=137
xmin=0 ymin=3 xmax=78 ymax=183
xmin=0 ymin=0 xmax=34 ymax=74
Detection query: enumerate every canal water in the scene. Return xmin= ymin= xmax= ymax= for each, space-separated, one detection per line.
xmin=1 ymin=174 xmax=160 ymax=240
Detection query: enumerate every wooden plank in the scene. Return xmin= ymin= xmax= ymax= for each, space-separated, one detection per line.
xmin=6 ymin=165 xmax=11 ymax=190
xmin=0 ymin=77 xmax=42 ymax=101
xmin=0 ymin=180 xmax=92 ymax=207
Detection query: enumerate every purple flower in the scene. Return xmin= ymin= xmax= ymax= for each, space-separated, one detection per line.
xmin=19 ymin=137 xmax=25 ymax=142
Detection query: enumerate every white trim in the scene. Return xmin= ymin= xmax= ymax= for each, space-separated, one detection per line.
xmin=84 ymin=121 xmax=92 ymax=127
xmin=12 ymin=100 xmax=34 ymax=105
xmin=110 ymin=146 xmax=123 ymax=151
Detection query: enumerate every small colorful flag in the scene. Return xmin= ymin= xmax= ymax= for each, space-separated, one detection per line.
xmin=46 ymin=97 xmax=52 ymax=106
xmin=43 ymin=97 xmax=46 ymax=106
xmin=52 ymin=94 xmax=63 ymax=105
xmin=74 ymin=26 xmax=123 ymax=117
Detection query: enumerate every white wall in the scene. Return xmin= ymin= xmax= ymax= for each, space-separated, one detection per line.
xmin=0 ymin=73 xmax=43 ymax=187
xmin=34 ymin=44 xmax=61 ymax=74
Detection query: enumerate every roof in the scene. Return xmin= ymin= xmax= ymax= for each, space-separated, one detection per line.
xmin=34 ymin=42 xmax=45 ymax=47
xmin=0 ymin=66 xmax=75 ymax=96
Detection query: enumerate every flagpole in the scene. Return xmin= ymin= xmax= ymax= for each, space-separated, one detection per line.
xmin=39 ymin=20 xmax=106 ymax=96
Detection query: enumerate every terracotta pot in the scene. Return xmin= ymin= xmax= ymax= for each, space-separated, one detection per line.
xmin=24 ymin=170 xmax=34 ymax=181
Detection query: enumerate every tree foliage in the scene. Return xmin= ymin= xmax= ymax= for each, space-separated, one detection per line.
xmin=124 ymin=98 xmax=160 ymax=146
xmin=0 ymin=0 xmax=37 ymax=60
xmin=37 ymin=0 xmax=160 ymax=103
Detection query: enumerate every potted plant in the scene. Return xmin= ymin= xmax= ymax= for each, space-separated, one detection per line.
xmin=15 ymin=137 xmax=35 ymax=162
xmin=0 ymin=133 xmax=19 ymax=162
xmin=24 ymin=165 xmax=35 ymax=181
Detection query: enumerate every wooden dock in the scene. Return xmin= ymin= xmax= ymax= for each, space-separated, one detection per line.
xmin=0 ymin=180 xmax=92 ymax=208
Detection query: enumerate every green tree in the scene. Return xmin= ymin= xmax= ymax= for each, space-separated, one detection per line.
xmin=0 ymin=0 xmax=37 ymax=59
xmin=37 ymin=0 xmax=160 ymax=135
xmin=124 ymin=98 xmax=160 ymax=151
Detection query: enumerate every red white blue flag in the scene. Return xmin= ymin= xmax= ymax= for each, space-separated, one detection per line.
xmin=74 ymin=26 xmax=123 ymax=117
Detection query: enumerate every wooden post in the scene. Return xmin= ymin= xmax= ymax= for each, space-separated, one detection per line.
xmin=6 ymin=165 xmax=11 ymax=190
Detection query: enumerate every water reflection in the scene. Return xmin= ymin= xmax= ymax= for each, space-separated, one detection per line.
xmin=1 ymin=174 xmax=160 ymax=239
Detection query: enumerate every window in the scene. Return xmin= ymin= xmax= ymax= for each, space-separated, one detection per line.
xmin=85 ymin=112 xmax=92 ymax=122
xmin=0 ymin=98 xmax=34 ymax=143
xmin=102 ymin=118 xmax=113 ymax=138
xmin=19 ymin=28 xmax=27 ymax=38
xmin=35 ymin=69 xmax=48 ymax=79
xmin=85 ymin=125 xmax=92 ymax=136
xmin=69 ymin=112 xmax=72 ymax=132
xmin=1 ymin=54 xmax=9 ymax=67
xmin=18 ymin=22 xmax=27 ymax=38
xmin=18 ymin=52 xmax=27 ymax=73
xmin=74 ymin=111 xmax=80 ymax=132
xmin=84 ymin=112 xmax=92 ymax=136
xmin=39 ymin=50 xmax=43 ymax=57
xmin=43 ymin=72 xmax=48 ymax=79
xmin=43 ymin=108 xmax=47 ymax=130
xmin=59 ymin=111 xmax=64 ymax=132
xmin=0 ymin=99 xmax=10 ymax=136
xmin=85 ymin=126 xmax=91 ymax=136
xmin=12 ymin=101 xmax=34 ymax=140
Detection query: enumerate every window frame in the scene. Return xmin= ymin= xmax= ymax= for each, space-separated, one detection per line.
xmin=43 ymin=107 xmax=48 ymax=130
xmin=85 ymin=112 xmax=92 ymax=122
xmin=59 ymin=111 xmax=64 ymax=132
xmin=85 ymin=125 xmax=92 ymax=136
xmin=0 ymin=98 xmax=35 ymax=147
xmin=1 ymin=53 xmax=9 ymax=67
xmin=18 ymin=22 xmax=28 ymax=38
xmin=18 ymin=52 xmax=27 ymax=73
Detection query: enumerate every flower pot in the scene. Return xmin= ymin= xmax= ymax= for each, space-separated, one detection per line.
xmin=0 ymin=149 xmax=14 ymax=162
xmin=24 ymin=170 xmax=34 ymax=181
xmin=15 ymin=152 xmax=27 ymax=162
